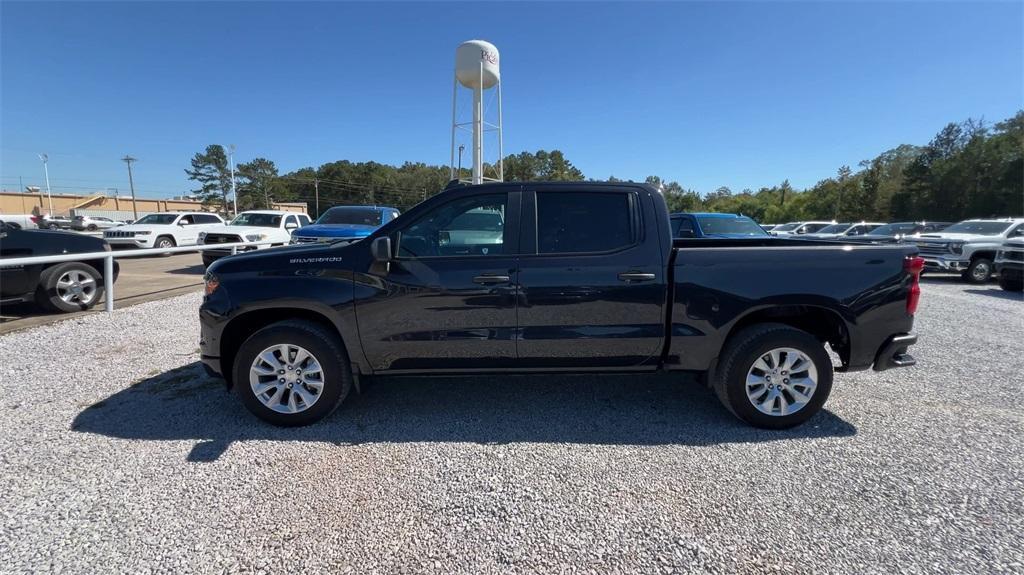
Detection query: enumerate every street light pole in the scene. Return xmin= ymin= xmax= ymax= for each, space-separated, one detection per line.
xmin=314 ymin=177 xmax=320 ymax=218
xmin=458 ymin=144 xmax=465 ymax=180
xmin=121 ymin=156 xmax=138 ymax=220
xmin=38 ymin=154 xmax=53 ymax=215
xmin=228 ymin=144 xmax=237 ymax=216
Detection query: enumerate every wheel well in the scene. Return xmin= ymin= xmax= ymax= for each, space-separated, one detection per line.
xmin=219 ymin=308 xmax=347 ymax=388
xmin=155 ymin=234 xmax=176 ymax=246
xmin=724 ymin=306 xmax=850 ymax=368
xmin=970 ymin=251 xmax=995 ymax=262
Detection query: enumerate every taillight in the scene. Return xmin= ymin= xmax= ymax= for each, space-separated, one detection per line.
xmin=30 ymin=216 xmax=40 ymax=223
xmin=904 ymin=256 xmax=924 ymax=314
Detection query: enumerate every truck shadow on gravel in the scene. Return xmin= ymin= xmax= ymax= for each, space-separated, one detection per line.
xmin=72 ymin=362 xmax=856 ymax=462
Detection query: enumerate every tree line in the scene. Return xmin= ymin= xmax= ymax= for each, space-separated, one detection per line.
xmin=186 ymin=111 xmax=1022 ymax=222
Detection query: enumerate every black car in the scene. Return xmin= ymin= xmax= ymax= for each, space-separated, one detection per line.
xmin=0 ymin=224 xmax=119 ymax=312
xmin=851 ymin=221 xmax=953 ymax=243
xmin=200 ymin=181 xmax=922 ymax=430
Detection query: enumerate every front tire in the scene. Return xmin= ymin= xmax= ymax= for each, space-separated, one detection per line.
xmin=712 ymin=323 xmax=833 ymax=429
xmin=35 ymin=262 xmax=104 ymax=313
xmin=998 ymin=273 xmax=1024 ymax=292
xmin=232 ymin=320 xmax=352 ymax=426
xmin=154 ymin=235 xmax=176 ymax=256
xmin=962 ymin=258 xmax=993 ymax=284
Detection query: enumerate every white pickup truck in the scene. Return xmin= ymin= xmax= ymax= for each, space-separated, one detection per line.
xmin=198 ymin=210 xmax=311 ymax=267
xmin=910 ymin=218 xmax=1024 ymax=283
xmin=103 ymin=212 xmax=225 ymax=249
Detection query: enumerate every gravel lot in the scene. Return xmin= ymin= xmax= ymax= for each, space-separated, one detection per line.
xmin=1 ymin=277 xmax=1021 ymax=574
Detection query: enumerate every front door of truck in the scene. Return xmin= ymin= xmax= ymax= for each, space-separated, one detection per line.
xmin=356 ymin=190 xmax=521 ymax=371
xmin=515 ymin=187 xmax=667 ymax=368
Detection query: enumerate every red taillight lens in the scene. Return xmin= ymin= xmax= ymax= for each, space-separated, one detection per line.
xmin=904 ymin=256 xmax=924 ymax=314
xmin=30 ymin=216 xmax=40 ymax=223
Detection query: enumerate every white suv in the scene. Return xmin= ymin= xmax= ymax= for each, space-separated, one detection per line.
xmin=910 ymin=218 xmax=1024 ymax=283
xmin=199 ymin=210 xmax=311 ymax=267
xmin=104 ymin=212 xmax=225 ymax=249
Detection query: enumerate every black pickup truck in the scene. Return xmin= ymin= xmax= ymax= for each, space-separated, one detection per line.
xmin=200 ymin=182 xmax=922 ymax=429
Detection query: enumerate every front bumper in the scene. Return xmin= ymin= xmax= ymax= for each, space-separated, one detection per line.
xmin=920 ymin=256 xmax=969 ymax=272
xmin=873 ymin=333 xmax=917 ymax=371
xmin=995 ymin=260 xmax=1023 ymax=276
xmin=106 ymin=237 xmax=152 ymax=248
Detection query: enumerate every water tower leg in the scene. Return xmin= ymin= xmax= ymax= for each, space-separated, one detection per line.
xmin=473 ymin=63 xmax=483 ymax=185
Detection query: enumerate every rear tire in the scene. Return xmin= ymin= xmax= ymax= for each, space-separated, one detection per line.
xmin=202 ymin=255 xmax=217 ymax=269
xmin=998 ymin=273 xmax=1024 ymax=292
xmin=35 ymin=262 xmax=104 ymax=313
xmin=712 ymin=323 xmax=833 ymax=429
xmin=87 ymin=224 xmax=98 ymax=231
xmin=962 ymin=258 xmax=993 ymax=284
xmin=232 ymin=320 xmax=352 ymax=426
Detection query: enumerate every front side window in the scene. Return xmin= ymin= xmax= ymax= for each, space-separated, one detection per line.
xmin=800 ymin=223 xmax=831 ymax=234
xmin=671 ymin=217 xmax=695 ymax=237
xmin=397 ymin=194 xmax=507 ymax=258
xmin=299 ymin=215 xmax=312 ymax=226
xmin=846 ymin=224 xmax=881 ymax=236
xmin=773 ymin=223 xmax=799 ymax=232
xmin=537 ymin=192 xmax=633 ymax=254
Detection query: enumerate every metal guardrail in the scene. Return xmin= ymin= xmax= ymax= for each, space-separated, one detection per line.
xmin=0 ymin=240 xmax=279 ymax=312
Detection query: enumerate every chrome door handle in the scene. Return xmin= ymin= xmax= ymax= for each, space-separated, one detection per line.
xmin=473 ymin=274 xmax=511 ymax=285
xmin=617 ymin=272 xmax=656 ymax=282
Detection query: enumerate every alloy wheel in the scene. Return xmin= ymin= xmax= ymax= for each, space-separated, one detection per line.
xmin=745 ymin=347 xmax=818 ymax=417
xmin=249 ymin=344 xmax=325 ymax=414
xmin=56 ymin=270 xmax=98 ymax=305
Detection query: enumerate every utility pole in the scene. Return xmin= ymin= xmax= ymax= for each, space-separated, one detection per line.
xmin=38 ymin=154 xmax=53 ymax=215
xmin=458 ymin=144 xmax=465 ymax=180
xmin=122 ymin=156 xmax=138 ymax=220
xmin=228 ymin=144 xmax=237 ymax=216
xmin=314 ymin=178 xmax=320 ymax=218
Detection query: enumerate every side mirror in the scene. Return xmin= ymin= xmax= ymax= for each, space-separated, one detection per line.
xmin=284 ymin=222 xmax=297 ymax=231
xmin=370 ymin=236 xmax=392 ymax=262
xmin=676 ymin=229 xmax=696 ymax=238
xmin=178 ymin=221 xmax=188 ymax=226
xmin=796 ymin=228 xmax=806 ymax=234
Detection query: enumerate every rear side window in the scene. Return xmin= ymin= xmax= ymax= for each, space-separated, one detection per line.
xmin=195 ymin=214 xmax=220 ymax=224
xmin=536 ymin=192 xmax=634 ymax=254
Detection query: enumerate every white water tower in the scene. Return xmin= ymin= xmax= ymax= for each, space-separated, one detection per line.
xmin=450 ymin=40 xmax=503 ymax=184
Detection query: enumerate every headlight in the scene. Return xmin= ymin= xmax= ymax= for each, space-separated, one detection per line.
xmin=204 ymin=273 xmax=219 ymax=295
xmin=245 ymin=233 xmax=268 ymax=242
xmin=949 ymin=242 xmax=964 ymax=255
xmin=197 ymin=232 xmax=207 ymax=241
xmin=135 ymin=230 xmax=151 ymax=236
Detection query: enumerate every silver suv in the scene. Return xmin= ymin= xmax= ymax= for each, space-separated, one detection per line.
xmin=910 ymin=218 xmax=1024 ymax=283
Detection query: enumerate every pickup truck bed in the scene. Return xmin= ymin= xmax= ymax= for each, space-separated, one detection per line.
xmin=199 ymin=181 xmax=921 ymax=429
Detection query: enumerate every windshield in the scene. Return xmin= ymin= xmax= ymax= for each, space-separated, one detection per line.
xmin=230 ymin=213 xmax=282 ymax=227
xmin=773 ymin=223 xmax=799 ymax=232
xmin=134 ymin=214 xmax=178 ymax=225
xmin=695 ymin=216 xmax=768 ymax=237
xmin=317 ymin=207 xmax=384 ymax=226
xmin=940 ymin=221 xmax=1012 ymax=235
xmin=815 ymin=223 xmax=852 ymax=234
xmin=869 ymin=223 xmax=918 ymax=236
xmin=449 ymin=211 xmax=503 ymax=232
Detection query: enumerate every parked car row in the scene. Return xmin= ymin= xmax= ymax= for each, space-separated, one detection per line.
xmin=679 ymin=213 xmax=1024 ymax=289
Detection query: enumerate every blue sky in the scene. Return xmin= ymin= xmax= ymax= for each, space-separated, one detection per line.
xmin=1 ymin=1 xmax=1021 ymax=199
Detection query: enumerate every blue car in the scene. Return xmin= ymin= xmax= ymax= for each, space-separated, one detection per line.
xmin=670 ymin=212 xmax=769 ymax=238
xmin=290 ymin=205 xmax=401 ymax=244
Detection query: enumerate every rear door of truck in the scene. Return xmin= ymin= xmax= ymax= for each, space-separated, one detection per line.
xmin=514 ymin=184 xmax=667 ymax=368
